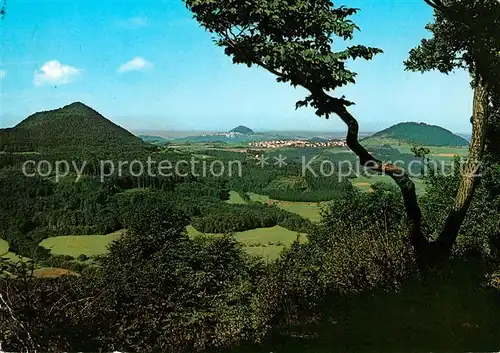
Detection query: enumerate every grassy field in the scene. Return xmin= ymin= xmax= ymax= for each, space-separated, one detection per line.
xmin=39 ymin=230 xmax=125 ymax=258
xmin=352 ymin=175 xmax=427 ymax=194
xmin=236 ymin=226 xmax=305 ymax=261
xmin=275 ymin=202 xmax=325 ymax=223
xmin=226 ymin=191 xmax=247 ymax=204
xmin=37 ymin=225 xmax=300 ymax=261
xmin=0 ymin=241 xmax=77 ymax=277
xmin=233 ymin=225 xmax=304 ymax=245
xmin=0 ymin=238 xmax=26 ymax=262
xmin=246 ymin=192 xmax=325 ymax=222
xmin=362 ymin=137 xmax=468 ymax=156
xmin=186 ymin=225 xmax=305 ymax=261
xmin=248 ymin=192 xmax=270 ymax=202
xmin=401 ymin=144 xmax=467 ymax=157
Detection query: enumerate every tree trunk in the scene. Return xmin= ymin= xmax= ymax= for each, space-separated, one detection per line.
xmin=486 ymin=91 xmax=500 ymax=161
xmin=432 ymin=77 xmax=489 ymax=261
xmin=256 ymin=63 xmax=490 ymax=267
xmin=319 ymin=82 xmax=489 ymax=267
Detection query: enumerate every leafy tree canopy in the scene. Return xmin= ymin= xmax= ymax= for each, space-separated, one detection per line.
xmin=183 ymin=0 xmax=382 ymax=117
xmin=406 ymin=0 xmax=500 ymax=87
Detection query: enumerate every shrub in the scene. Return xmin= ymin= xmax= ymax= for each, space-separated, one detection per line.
xmin=77 ymin=254 xmax=89 ymax=262
xmin=251 ymin=187 xmax=416 ymax=338
xmin=421 ymin=162 xmax=500 ymax=260
xmin=90 ymin=206 xmax=264 ymax=352
xmin=0 ymin=207 xmax=266 ymax=352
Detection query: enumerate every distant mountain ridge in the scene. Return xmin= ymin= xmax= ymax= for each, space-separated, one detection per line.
xmin=0 ymin=102 xmax=148 ymax=154
xmin=364 ymin=122 xmax=469 ymax=147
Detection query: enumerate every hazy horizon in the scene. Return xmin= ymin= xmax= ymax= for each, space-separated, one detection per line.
xmin=1 ymin=104 xmax=473 ymax=135
xmin=133 ymin=127 xmax=471 ymax=139
xmin=132 ymin=129 xmax=359 ymax=139
xmin=0 ymin=100 xmax=472 ymax=136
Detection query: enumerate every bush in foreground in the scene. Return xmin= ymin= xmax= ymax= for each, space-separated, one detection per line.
xmin=1 ymin=206 xmax=265 ymax=352
xmin=251 ymin=186 xmax=416 ymax=339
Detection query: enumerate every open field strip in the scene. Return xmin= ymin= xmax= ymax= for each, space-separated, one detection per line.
xmin=2 ymin=239 xmax=77 ymax=277
xmin=186 ymin=225 xmax=305 ymax=261
xmin=246 ymin=192 xmax=326 ymax=222
xmin=233 ymin=225 xmax=305 ymax=246
xmin=226 ymin=191 xmax=247 ymax=204
xmin=0 ymin=238 xmax=27 ymax=262
xmin=362 ymin=137 xmax=468 ymax=156
xmin=39 ymin=230 xmax=125 ymax=258
xmin=186 ymin=224 xmax=305 ymax=245
xmin=352 ymin=175 xmax=427 ymax=194
xmin=275 ymin=202 xmax=325 ymax=223
xmin=247 ymin=192 xmax=270 ymax=203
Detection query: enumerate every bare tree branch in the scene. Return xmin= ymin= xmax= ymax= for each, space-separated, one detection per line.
xmin=0 ymin=292 xmax=38 ymax=352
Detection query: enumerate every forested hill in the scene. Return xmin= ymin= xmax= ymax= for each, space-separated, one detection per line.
xmin=0 ymin=102 xmax=149 ymax=154
xmin=230 ymin=125 xmax=254 ymax=134
xmin=365 ymin=122 xmax=469 ymax=147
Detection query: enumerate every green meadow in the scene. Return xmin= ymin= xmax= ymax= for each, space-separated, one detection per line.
xmin=352 ymin=174 xmax=427 ymax=194
xmin=274 ymin=202 xmax=325 ymax=223
xmin=36 ymin=224 xmax=304 ymax=262
xmin=39 ymin=230 xmax=125 ymax=258
xmin=362 ymin=137 xmax=468 ymax=157
xmin=226 ymin=190 xmax=247 ymax=204
xmin=233 ymin=192 xmax=325 ymax=222
xmin=0 ymin=238 xmax=25 ymax=262
xmin=186 ymin=224 xmax=305 ymax=261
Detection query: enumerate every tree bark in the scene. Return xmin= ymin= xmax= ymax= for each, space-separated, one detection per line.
xmin=432 ymin=77 xmax=489 ymax=261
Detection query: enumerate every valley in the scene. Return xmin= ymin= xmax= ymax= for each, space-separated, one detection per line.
xmin=0 ymin=103 xmax=473 ymax=266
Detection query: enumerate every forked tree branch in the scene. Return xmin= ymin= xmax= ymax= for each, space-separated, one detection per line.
xmin=310 ymin=89 xmax=430 ymax=258
xmin=253 ymin=55 xmax=431 ymax=259
xmin=223 ymin=25 xmax=432 ymax=264
xmin=0 ymin=292 xmax=38 ymax=352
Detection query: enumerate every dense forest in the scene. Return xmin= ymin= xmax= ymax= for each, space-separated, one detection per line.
xmin=1 ymin=158 xmax=499 ymax=351
xmin=0 ymin=166 xmax=314 ymax=259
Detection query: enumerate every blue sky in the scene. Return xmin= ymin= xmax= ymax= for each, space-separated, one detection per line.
xmin=0 ymin=0 xmax=473 ymax=133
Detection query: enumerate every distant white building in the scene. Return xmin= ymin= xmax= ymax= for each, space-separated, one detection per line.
xmin=248 ymin=139 xmax=347 ymax=149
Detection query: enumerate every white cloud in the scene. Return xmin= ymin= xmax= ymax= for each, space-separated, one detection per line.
xmin=34 ymin=60 xmax=81 ymax=86
xmin=128 ymin=16 xmax=147 ymax=27
xmin=117 ymin=57 xmax=153 ymax=73
xmin=115 ymin=16 xmax=148 ymax=29
xmin=0 ymin=70 xmax=6 ymax=79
